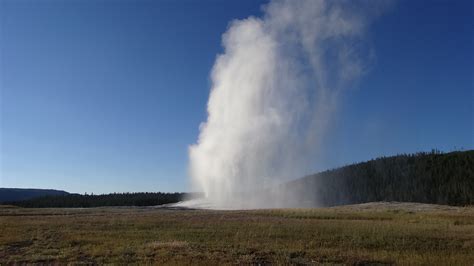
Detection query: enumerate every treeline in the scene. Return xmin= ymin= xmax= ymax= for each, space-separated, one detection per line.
xmin=6 ymin=192 xmax=202 ymax=208
xmin=286 ymin=150 xmax=474 ymax=207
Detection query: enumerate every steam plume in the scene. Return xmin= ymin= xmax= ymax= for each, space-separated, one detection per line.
xmin=188 ymin=0 xmax=390 ymax=209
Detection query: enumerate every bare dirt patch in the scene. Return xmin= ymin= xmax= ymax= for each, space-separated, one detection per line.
xmin=147 ymin=240 xmax=189 ymax=249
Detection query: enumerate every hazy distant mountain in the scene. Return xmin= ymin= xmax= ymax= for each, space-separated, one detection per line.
xmin=0 ymin=188 xmax=69 ymax=203
xmin=285 ymin=150 xmax=474 ymax=207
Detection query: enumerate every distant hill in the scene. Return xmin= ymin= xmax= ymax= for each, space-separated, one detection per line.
xmin=0 ymin=188 xmax=70 ymax=203
xmin=285 ymin=150 xmax=474 ymax=207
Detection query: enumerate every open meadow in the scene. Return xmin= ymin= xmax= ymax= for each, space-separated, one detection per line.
xmin=1 ymin=203 xmax=473 ymax=265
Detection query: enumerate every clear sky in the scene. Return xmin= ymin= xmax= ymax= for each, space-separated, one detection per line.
xmin=1 ymin=0 xmax=472 ymax=194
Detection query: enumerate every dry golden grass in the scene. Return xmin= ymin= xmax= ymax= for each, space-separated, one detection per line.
xmin=0 ymin=203 xmax=473 ymax=265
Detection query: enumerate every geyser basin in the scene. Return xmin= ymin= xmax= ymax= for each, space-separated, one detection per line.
xmin=188 ymin=0 xmax=390 ymax=209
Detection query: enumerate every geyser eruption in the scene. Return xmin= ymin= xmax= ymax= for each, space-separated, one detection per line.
xmin=189 ymin=0 xmax=389 ymax=209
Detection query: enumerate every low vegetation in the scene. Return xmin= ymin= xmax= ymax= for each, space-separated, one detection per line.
xmin=1 ymin=204 xmax=473 ymax=264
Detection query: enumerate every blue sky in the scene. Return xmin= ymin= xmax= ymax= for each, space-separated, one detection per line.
xmin=1 ymin=0 xmax=472 ymax=194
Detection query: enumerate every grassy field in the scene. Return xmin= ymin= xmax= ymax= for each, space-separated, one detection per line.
xmin=0 ymin=203 xmax=473 ymax=265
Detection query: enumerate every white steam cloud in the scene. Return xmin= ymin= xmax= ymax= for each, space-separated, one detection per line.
xmin=188 ymin=0 xmax=390 ymax=209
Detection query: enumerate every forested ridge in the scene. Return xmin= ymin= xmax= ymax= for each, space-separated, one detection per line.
xmin=286 ymin=150 xmax=473 ymax=206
